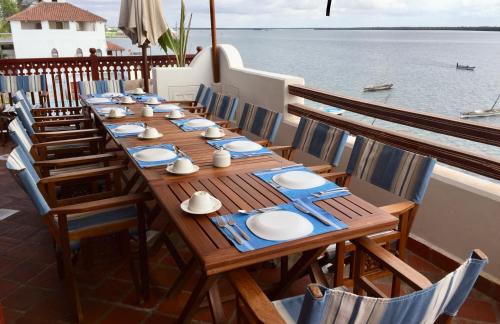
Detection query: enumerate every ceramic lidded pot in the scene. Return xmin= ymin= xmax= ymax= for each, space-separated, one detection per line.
xmin=142 ymin=105 xmax=154 ymax=117
xmin=213 ymin=148 xmax=231 ymax=168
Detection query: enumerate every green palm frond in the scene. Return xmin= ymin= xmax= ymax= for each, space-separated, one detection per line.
xmin=158 ymin=0 xmax=192 ymax=67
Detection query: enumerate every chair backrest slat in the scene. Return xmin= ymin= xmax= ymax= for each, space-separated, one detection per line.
xmin=292 ymin=117 xmax=349 ymax=167
xmin=238 ymin=103 xmax=283 ymax=143
xmin=207 ymin=92 xmax=238 ymax=121
xmin=13 ymin=103 xmax=36 ymax=136
xmin=6 ymin=147 xmax=50 ymax=216
xmin=8 ymin=118 xmax=35 ymax=161
xmin=293 ymin=252 xmax=487 ymax=324
xmin=346 ymin=136 xmax=436 ymax=203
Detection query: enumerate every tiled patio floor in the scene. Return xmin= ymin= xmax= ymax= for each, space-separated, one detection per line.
xmin=0 ymin=143 xmax=498 ymax=324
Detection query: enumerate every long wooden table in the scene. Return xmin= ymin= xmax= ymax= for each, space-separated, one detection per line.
xmin=83 ymin=96 xmax=398 ymax=323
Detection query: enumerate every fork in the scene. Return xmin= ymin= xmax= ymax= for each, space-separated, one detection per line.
xmin=225 ymin=215 xmax=250 ymax=241
xmin=215 ymin=216 xmax=243 ymax=244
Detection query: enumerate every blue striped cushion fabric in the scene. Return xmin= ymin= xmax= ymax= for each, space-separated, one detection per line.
xmin=274 ymin=252 xmax=487 ymax=324
xmin=8 ymin=118 xmax=34 ymax=162
xmin=200 ymin=86 xmax=213 ymax=107
xmin=291 ymin=118 xmax=349 ymax=167
xmin=7 ymin=147 xmax=50 ymax=216
xmin=15 ymin=98 xmax=36 ymax=124
xmin=13 ymin=103 xmax=36 ymax=136
xmin=194 ymin=84 xmax=207 ymax=104
xmin=0 ymin=75 xmax=47 ymax=94
xmin=346 ymin=137 xmax=436 ymax=204
xmin=77 ymin=80 xmax=124 ymax=95
xmin=207 ymin=92 xmax=238 ymax=121
xmin=238 ymin=103 xmax=283 ymax=142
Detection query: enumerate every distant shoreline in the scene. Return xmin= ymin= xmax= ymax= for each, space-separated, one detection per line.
xmin=191 ymin=27 xmax=500 ymax=32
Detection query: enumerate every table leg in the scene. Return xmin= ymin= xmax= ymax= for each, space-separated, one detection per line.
xmin=137 ymin=202 xmax=149 ymax=300
xmin=272 ymin=247 xmax=327 ymax=299
xmin=176 ymin=273 xmax=220 ymax=324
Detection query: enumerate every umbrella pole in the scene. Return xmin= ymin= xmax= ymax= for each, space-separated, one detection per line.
xmin=141 ymin=40 xmax=150 ymax=93
xmin=209 ymin=0 xmax=220 ymax=83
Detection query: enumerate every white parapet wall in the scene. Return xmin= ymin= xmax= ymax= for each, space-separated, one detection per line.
xmin=152 ymin=45 xmax=500 ymax=282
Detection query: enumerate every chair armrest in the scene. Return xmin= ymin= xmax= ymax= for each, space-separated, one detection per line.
xmin=215 ymin=120 xmax=231 ymax=128
xmin=225 ymin=127 xmax=240 ymax=133
xmin=228 ymin=269 xmax=286 ymax=324
xmin=32 ymin=136 xmax=103 ymax=148
xmin=51 ymin=192 xmax=152 ymax=215
xmin=352 ymin=237 xmax=432 ymax=291
xmin=34 ymin=153 xmax=118 ymax=168
xmin=33 ymin=118 xmax=90 ymax=127
xmin=269 ymin=145 xmax=292 ymax=152
xmin=309 ymin=164 xmax=333 ymax=174
xmin=39 ymin=165 xmax=126 ymax=185
xmin=183 ymin=106 xmax=207 ymax=111
xmin=379 ymin=201 xmax=416 ymax=216
xmin=35 ymin=129 xmax=100 ymax=140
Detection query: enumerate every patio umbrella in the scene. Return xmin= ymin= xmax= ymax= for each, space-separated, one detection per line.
xmin=118 ymin=0 xmax=169 ymax=92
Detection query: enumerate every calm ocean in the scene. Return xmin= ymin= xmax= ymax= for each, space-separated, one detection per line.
xmin=110 ymin=29 xmax=500 ymax=159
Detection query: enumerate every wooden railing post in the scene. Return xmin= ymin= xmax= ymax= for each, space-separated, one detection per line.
xmin=89 ymin=48 xmax=99 ymax=81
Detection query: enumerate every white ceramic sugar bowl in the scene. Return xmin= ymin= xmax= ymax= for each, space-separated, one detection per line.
xmin=142 ymin=105 xmax=154 ymax=117
xmin=213 ymin=148 xmax=231 ymax=168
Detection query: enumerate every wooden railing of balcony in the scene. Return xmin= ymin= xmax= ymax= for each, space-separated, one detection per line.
xmin=288 ymin=85 xmax=500 ymax=181
xmin=0 ymin=48 xmax=201 ymax=107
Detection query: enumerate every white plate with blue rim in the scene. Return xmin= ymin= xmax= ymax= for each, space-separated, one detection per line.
xmin=272 ymin=171 xmax=326 ymax=190
xmin=246 ymin=210 xmax=313 ymax=241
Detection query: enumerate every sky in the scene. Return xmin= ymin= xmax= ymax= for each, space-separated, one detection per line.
xmin=70 ymin=0 xmax=500 ymax=28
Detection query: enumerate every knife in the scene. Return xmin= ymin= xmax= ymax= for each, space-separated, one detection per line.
xmin=293 ymin=201 xmax=336 ymax=227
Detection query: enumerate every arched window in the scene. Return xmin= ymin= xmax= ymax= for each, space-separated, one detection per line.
xmin=51 ymin=48 xmax=59 ymax=58
xmin=75 ymin=48 xmax=83 ymax=57
xmin=96 ymin=49 xmax=102 ymax=57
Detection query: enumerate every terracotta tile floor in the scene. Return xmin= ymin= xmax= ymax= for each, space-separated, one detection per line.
xmin=0 ymin=143 xmax=498 ymax=323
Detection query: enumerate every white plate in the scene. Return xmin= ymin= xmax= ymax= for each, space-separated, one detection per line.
xmin=165 ymin=113 xmax=185 ymax=120
xmin=185 ymin=119 xmax=215 ymax=128
xmin=107 ymin=113 xmax=126 ymax=119
xmin=223 ymin=140 xmax=262 ymax=153
xmin=120 ymin=100 xmax=137 ymax=104
xmin=132 ymin=148 xmax=176 ymax=162
xmin=87 ymin=98 xmax=112 ymax=104
xmin=137 ymin=133 xmax=164 ymax=140
xmin=146 ymin=100 xmax=162 ymax=105
xmin=97 ymin=107 xmax=116 ymax=114
xmin=272 ymin=171 xmax=326 ymax=190
xmin=180 ymin=196 xmax=222 ymax=215
xmin=113 ymin=124 xmax=145 ymax=134
xmin=166 ymin=164 xmax=200 ymax=175
xmin=101 ymin=92 xmax=123 ymax=98
xmin=246 ymin=210 xmax=313 ymax=241
xmin=155 ymin=104 xmax=181 ymax=112
xmin=201 ymin=131 xmax=225 ymax=139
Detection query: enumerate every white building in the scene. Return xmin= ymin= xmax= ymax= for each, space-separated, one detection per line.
xmin=7 ymin=0 xmax=107 ymax=58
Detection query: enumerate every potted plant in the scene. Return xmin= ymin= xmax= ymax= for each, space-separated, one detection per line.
xmin=158 ymin=0 xmax=192 ymax=67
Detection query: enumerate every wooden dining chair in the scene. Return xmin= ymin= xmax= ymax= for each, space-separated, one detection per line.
xmin=197 ymin=91 xmax=239 ymax=127
xmin=8 ymin=117 xmax=105 ymax=162
xmin=0 ymin=74 xmax=47 ymax=106
xmin=271 ymin=117 xmax=349 ymax=173
xmin=226 ymin=102 xmax=283 ymax=147
xmin=77 ymin=80 xmax=124 ymax=96
xmin=229 ymin=237 xmax=487 ymax=324
xmin=6 ymin=146 xmax=151 ymax=323
xmin=320 ymin=136 xmax=437 ymax=291
xmin=13 ymin=90 xmax=88 ymax=120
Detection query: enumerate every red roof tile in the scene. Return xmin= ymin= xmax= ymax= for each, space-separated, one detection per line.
xmin=6 ymin=2 xmax=106 ymax=22
xmin=106 ymin=41 xmax=125 ymax=52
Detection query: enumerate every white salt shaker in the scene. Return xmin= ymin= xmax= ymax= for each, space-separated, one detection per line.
xmin=213 ymin=148 xmax=231 ymax=168
xmin=142 ymin=105 xmax=154 ymax=117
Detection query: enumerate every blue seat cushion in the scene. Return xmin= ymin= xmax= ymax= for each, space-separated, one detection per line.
xmin=68 ymin=205 xmax=137 ymax=250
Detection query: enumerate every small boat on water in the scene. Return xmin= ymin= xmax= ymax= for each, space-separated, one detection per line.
xmin=456 ymin=63 xmax=475 ymax=71
xmin=460 ymin=94 xmax=500 ymax=118
xmin=363 ymin=84 xmax=393 ymax=92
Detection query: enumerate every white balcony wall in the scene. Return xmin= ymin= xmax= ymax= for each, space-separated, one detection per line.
xmin=10 ymin=21 xmax=107 ymax=58
xmin=152 ymin=45 xmax=500 ymax=282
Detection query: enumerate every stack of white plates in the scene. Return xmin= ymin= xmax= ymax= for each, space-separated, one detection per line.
xmin=132 ymin=148 xmax=176 ymax=162
xmin=246 ymin=210 xmax=313 ymax=241
xmin=223 ymin=140 xmax=262 ymax=152
xmin=272 ymin=171 xmax=326 ymax=190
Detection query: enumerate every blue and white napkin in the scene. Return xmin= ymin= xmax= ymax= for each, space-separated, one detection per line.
xmin=105 ymin=122 xmax=145 ymax=138
xmin=127 ymin=144 xmax=183 ymax=168
xmin=212 ymin=202 xmax=347 ymax=253
xmin=207 ymin=137 xmax=272 ymax=159
xmin=253 ymin=165 xmax=350 ymax=200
